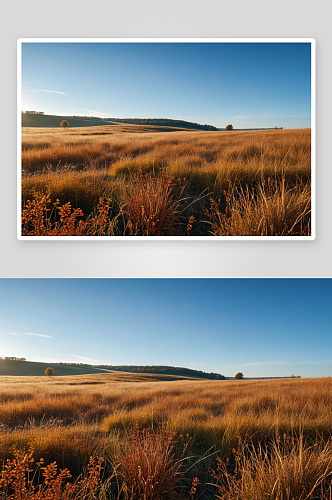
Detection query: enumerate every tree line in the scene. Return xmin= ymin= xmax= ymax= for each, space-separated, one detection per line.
xmin=0 ymin=357 xmax=26 ymax=361
xmin=56 ymin=362 xmax=225 ymax=379
xmin=104 ymin=118 xmax=218 ymax=131
xmin=95 ymin=364 xmax=225 ymax=379
xmin=68 ymin=116 xmax=218 ymax=131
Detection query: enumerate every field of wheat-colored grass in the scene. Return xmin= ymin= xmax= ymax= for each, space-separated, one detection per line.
xmin=1 ymin=374 xmax=331 ymax=499
xmin=21 ymin=126 xmax=311 ymax=237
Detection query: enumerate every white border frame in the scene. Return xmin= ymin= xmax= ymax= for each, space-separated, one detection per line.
xmin=17 ymin=38 xmax=316 ymax=241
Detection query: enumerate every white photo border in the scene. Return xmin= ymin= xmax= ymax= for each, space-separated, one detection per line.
xmin=17 ymin=38 xmax=316 ymax=241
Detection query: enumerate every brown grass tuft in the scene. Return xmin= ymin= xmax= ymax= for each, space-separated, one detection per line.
xmin=123 ymin=170 xmax=185 ymax=236
xmin=118 ymin=426 xmax=187 ymax=500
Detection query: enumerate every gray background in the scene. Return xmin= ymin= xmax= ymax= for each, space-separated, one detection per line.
xmin=1 ymin=0 xmax=330 ymax=278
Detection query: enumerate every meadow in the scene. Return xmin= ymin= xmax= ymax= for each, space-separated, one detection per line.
xmin=1 ymin=373 xmax=331 ymax=499
xmin=21 ymin=125 xmax=311 ymax=237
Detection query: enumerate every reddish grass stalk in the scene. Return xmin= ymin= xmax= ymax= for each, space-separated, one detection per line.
xmin=0 ymin=453 xmax=103 ymax=500
xmin=123 ymin=171 xmax=184 ymax=236
xmin=21 ymin=195 xmax=113 ymax=236
xmin=118 ymin=426 xmax=186 ymax=500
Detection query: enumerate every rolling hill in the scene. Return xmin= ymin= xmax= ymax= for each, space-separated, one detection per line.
xmin=21 ymin=113 xmax=119 ymax=128
xmin=0 ymin=359 xmax=109 ymax=377
xmin=21 ymin=113 xmax=218 ymax=131
xmin=0 ymin=359 xmax=225 ymax=379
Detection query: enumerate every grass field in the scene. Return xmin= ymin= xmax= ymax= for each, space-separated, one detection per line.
xmin=1 ymin=374 xmax=331 ymax=499
xmin=21 ymin=125 xmax=311 ymax=237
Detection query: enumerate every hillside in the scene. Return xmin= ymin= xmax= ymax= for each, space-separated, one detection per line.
xmin=0 ymin=359 xmax=225 ymax=379
xmin=0 ymin=359 xmax=108 ymax=377
xmin=21 ymin=113 xmax=217 ymax=131
xmin=21 ymin=113 xmax=119 ymax=128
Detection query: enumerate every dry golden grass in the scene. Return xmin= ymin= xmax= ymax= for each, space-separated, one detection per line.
xmin=211 ymin=435 xmax=332 ymax=500
xmin=0 ymin=374 xmax=331 ymax=498
xmin=117 ymin=426 xmax=188 ymax=500
xmin=205 ymin=178 xmax=311 ymax=236
xmin=122 ymin=171 xmax=186 ymax=236
xmin=21 ymin=126 xmax=311 ymax=236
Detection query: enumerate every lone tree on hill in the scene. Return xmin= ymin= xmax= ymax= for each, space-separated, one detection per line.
xmin=226 ymin=124 xmax=233 ymax=131
xmin=235 ymin=372 xmax=244 ymax=380
xmin=44 ymin=367 xmax=55 ymax=378
xmin=60 ymin=120 xmax=69 ymax=129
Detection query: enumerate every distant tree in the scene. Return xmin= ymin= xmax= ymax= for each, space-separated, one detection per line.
xmin=235 ymin=372 xmax=244 ymax=380
xmin=60 ymin=120 xmax=69 ymax=129
xmin=44 ymin=367 xmax=55 ymax=377
xmin=226 ymin=124 xmax=233 ymax=131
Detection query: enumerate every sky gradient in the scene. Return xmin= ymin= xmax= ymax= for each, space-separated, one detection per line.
xmin=0 ymin=279 xmax=330 ymax=378
xmin=21 ymin=41 xmax=312 ymax=129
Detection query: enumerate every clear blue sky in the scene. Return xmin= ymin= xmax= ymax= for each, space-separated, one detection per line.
xmin=0 ymin=279 xmax=330 ymax=378
xmin=21 ymin=41 xmax=312 ymax=129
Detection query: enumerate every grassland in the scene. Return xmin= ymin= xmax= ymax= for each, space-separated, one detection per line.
xmin=1 ymin=373 xmax=331 ymax=499
xmin=21 ymin=125 xmax=311 ymax=237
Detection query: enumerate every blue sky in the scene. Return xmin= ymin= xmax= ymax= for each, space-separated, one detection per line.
xmin=21 ymin=41 xmax=312 ymax=129
xmin=0 ymin=279 xmax=330 ymax=378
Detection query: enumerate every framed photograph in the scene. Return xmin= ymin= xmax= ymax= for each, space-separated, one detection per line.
xmin=18 ymin=38 xmax=315 ymax=239
xmin=1 ymin=277 xmax=331 ymax=499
